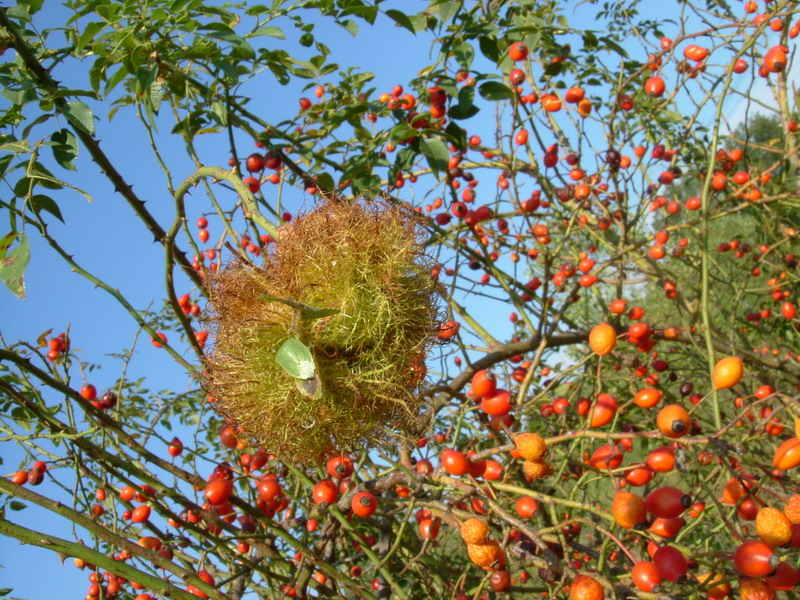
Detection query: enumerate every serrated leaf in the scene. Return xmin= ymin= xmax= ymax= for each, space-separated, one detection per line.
xmin=1 ymin=84 xmax=37 ymax=107
xmin=257 ymin=295 xmax=340 ymax=320
xmin=420 ymin=138 xmax=450 ymax=177
xmin=0 ymin=232 xmax=19 ymax=260
xmin=0 ymin=234 xmax=29 ymax=299
xmin=251 ymin=25 xmax=285 ymax=39
xmin=478 ymin=81 xmax=514 ymax=101
xmin=63 ymin=101 xmax=95 ymax=136
xmin=385 ymin=9 xmax=416 ymax=34
xmin=275 ymin=337 xmax=316 ymax=380
xmin=26 ymin=165 xmax=93 ymax=202
xmin=294 ymin=376 xmax=322 ymax=399
xmin=51 ymin=129 xmax=78 ymax=170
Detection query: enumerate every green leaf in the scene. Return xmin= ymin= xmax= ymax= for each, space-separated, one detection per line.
xmin=251 ymin=25 xmax=285 ymax=39
xmin=76 ymin=22 xmax=105 ymax=54
xmin=257 ymin=294 xmax=340 ymax=320
xmin=339 ymin=19 xmax=359 ymax=37
xmin=449 ymin=86 xmax=479 ymax=120
xmin=0 ymin=140 xmax=30 ymax=154
xmin=444 ymin=122 xmax=467 ymax=152
xmin=275 ymin=337 xmax=316 ymax=380
xmin=136 ymin=65 xmax=158 ymax=95
xmin=51 ymin=129 xmax=78 ymax=170
xmin=26 ymin=166 xmax=93 ymax=202
xmin=435 ymin=2 xmax=459 ymax=24
xmin=23 ymin=113 xmax=54 ymax=140
xmin=63 ymin=101 xmax=95 ymax=136
xmin=385 ymin=9 xmax=416 ymax=34
xmin=342 ymin=3 xmax=379 ymax=24
xmin=0 ymin=588 xmax=12 ymax=597
xmin=9 ymin=501 xmax=26 ymax=511
xmin=315 ymin=172 xmax=334 ymax=193
xmin=0 ymin=155 xmax=13 ymax=180
xmin=395 ymin=147 xmax=418 ymax=172
xmin=6 ymin=5 xmax=32 ymax=22
xmin=199 ymin=23 xmax=255 ymax=57
xmin=478 ymin=81 xmax=514 ymax=101
xmin=454 ymin=42 xmax=474 ymax=70
xmin=420 ymin=138 xmax=450 ymax=177
xmin=28 ymin=194 xmax=64 ymax=223
xmin=389 ymin=123 xmax=418 ymax=143
xmin=478 ymin=35 xmax=499 ymax=63
xmin=1 ymin=83 xmax=37 ymax=107
xmin=600 ymin=36 xmax=629 ymax=58
xmin=448 ymin=103 xmax=479 ymax=120
xmin=210 ymin=100 xmax=228 ymax=126
xmin=0 ymin=232 xmax=20 ymax=260
xmin=0 ymin=234 xmax=30 ymax=299
xmin=150 ymin=81 xmax=165 ymax=113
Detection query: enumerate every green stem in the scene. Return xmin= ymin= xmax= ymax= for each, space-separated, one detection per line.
xmin=328 ymin=507 xmax=409 ymax=600
xmin=699 ymin=26 xmax=766 ymax=430
xmin=0 ymin=478 xmax=225 ymax=595
xmin=0 ymin=514 xmax=221 ymax=599
xmin=175 ymin=166 xmax=279 ymax=238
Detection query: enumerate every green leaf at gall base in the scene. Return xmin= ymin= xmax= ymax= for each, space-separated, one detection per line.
xmin=275 ymin=337 xmax=316 ymax=380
